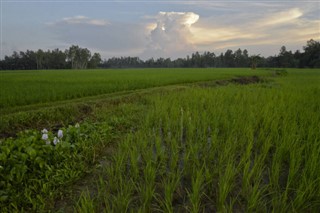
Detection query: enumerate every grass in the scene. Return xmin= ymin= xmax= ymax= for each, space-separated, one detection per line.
xmin=0 ymin=68 xmax=319 ymax=212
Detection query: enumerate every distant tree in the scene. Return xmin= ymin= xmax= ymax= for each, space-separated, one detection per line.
xmin=242 ymin=49 xmax=250 ymax=67
xmin=164 ymin=58 xmax=172 ymax=67
xmin=263 ymin=56 xmax=277 ymax=68
xmin=233 ymin=48 xmax=250 ymax=67
xmin=19 ymin=50 xmax=37 ymax=69
xmin=278 ymin=46 xmax=296 ymax=68
xmin=250 ymin=54 xmax=261 ymax=69
xmin=65 ymin=45 xmax=91 ymax=69
xmin=224 ymin=49 xmax=235 ymax=67
xmin=173 ymin=58 xmax=187 ymax=67
xmin=36 ymin=49 xmax=44 ymax=70
xmin=215 ymin=53 xmax=224 ymax=67
xmin=234 ymin=48 xmax=243 ymax=67
xmin=88 ymin=53 xmax=102 ymax=68
xmin=77 ymin=48 xmax=91 ymax=69
xmin=145 ymin=58 xmax=155 ymax=68
xmin=49 ymin=49 xmax=67 ymax=69
xmin=191 ymin=51 xmax=202 ymax=67
xmin=302 ymin=39 xmax=320 ymax=68
xmin=202 ymin=51 xmax=215 ymax=67
xmin=65 ymin=45 xmax=77 ymax=69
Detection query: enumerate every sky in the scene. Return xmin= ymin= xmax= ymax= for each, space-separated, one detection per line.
xmin=1 ymin=0 xmax=319 ymax=60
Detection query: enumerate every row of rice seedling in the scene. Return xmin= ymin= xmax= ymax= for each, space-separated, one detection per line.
xmin=73 ymin=70 xmax=320 ymax=211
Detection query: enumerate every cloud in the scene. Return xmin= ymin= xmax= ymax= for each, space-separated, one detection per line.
xmin=190 ymin=26 xmax=259 ymax=45
xmin=184 ymin=6 xmax=319 ymax=56
xmin=53 ymin=15 xmax=109 ymax=26
xmin=142 ymin=11 xmax=200 ymax=58
xmin=257 ymin=8 xmax=303 ymax=26
xmin=46 ymin=6 xmax=319 ymax=60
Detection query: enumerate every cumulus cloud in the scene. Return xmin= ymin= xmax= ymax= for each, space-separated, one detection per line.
xmin=140 ymin=7 xmax=315 ymax=59
xmin=142 ymin=11 xmax=199 ymax=58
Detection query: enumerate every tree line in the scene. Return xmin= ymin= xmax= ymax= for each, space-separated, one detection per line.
xmin=0 ymin=45 xmax=102 ymax=70
xmin=101 ymin=39 xmax=319 ymax=69
xmin=0 ymin=39 xmax=319 ymax=70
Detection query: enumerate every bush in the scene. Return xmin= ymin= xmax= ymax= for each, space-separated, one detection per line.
xmin=0 ymin=124 xmax=87 ymax=211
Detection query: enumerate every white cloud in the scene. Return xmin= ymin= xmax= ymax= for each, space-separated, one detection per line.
xmin=190 ymin=26 xmax=259 ymax=45
xmin=184 ymin=7 xmax=319 ymax=56
xmin=257 ymin=8 xmax=303 ymax=26
xmin=142 ymin=11 xmax=200 ymax=58
xmin=56 ymin=15 xmax=109 ymax=26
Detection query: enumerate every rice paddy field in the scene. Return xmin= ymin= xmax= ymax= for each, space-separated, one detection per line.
xmin=0 ymin=68 xmax=319 ymax=212
xmin=0 ymin=68 xmax=263 ymax=110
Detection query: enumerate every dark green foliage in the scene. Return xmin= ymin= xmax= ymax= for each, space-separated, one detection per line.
xmin=1 ymin=39 xmax=319 ymax=70
xmin=0 ymin=122 xmax=115 ymax=211
xmin=0 ymin=125 xmax=82 ymax=210
xmin=302 ymin=39 xmax=320 ymax=68
xmin=0 ymin=46 xmax=101 ymax=70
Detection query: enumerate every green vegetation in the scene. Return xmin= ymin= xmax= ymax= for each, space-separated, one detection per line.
xmin=0 ymin=68 xmax=319 ymax=212
xmin=1 ymin=39 xmax=319 ymax=70
xmin=0 ymin=68 xmax=265 ymax=110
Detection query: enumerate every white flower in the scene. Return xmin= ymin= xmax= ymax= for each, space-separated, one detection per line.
xmin=57 ymin=130 xmax=63 ymax=139
xmin=53 ymin=137 xmax=60 ymax=145
xmin=75 ymin=123 xmax=80 ymax=128
xmin=42 ymin=133 xmax=48 ymax=141
xmin=42 ymin=133 xmax=50 ymax=145
xmin=41 ymin=129 xmax=48 ymax=134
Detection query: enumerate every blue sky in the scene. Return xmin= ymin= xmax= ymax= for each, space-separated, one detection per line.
xmin=1 ymin=0 xmax=319 ymax=60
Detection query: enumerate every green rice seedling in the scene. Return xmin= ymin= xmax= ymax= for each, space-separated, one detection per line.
xmin=137 ymin=161 xmax=157 ymax=212
xmin=217 ymin=161 xmax=237 ymax=211
xmin=168 ymin=138 xmax=180 ymax=172
xmin=155 ymin=171 xmax=181 ymax=213
xmin=246 ymin=182 xmax=268 ymax=212
xmin=187 ymin=168 xmax=205 ymax=213
xmin=95 ymin=175 xmax=108 ymax=203
xmin=292 ymin=177 xmax=320 ymax=211
xmin=128 ymin=142 xmax=140 ymax=181
xmin=154 ymin=136 xmax=168 ymax=177
xmin=282 ymin=143 xmax=304 ymax=199
xmin=108 ymin=177 xmax=134 ymax=212
xmin=186 ymin=140 xmax=203 ymax=176
xmin=74 ymin=190 xmax=95 ymax=213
